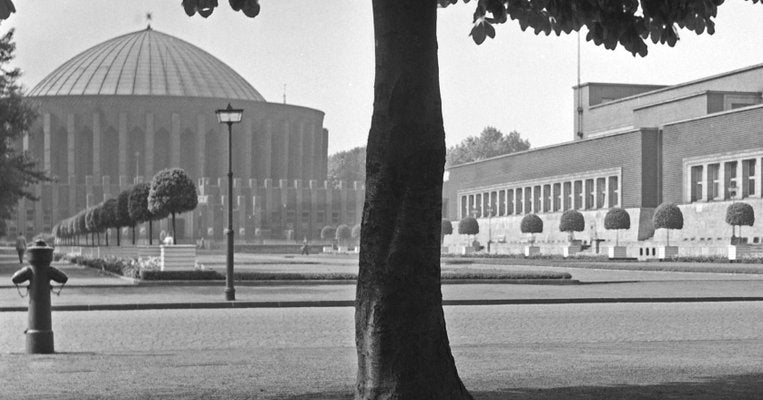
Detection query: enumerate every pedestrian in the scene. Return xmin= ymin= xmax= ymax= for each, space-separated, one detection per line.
xmin=15 ymin=233 xmax=26 ymax=264
xmin=301 ymin=237 xmax=309 ymax=255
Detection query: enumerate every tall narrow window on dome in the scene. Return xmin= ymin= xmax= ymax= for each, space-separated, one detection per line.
xmin=179 ymin=129 xmax=196 ymax=177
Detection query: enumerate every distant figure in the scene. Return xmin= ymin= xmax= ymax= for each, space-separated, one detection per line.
xmin=163 ymin=235 xmax=174 ymax=245
xmin=15 ymin=234 xmax=26 ymax=264
xmin=301 ymin=237 xmax=310 ymax=255
xmin=199 ymin=237 xmax=205 ymax=249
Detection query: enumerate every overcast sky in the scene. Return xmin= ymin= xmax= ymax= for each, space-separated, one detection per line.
xmin=4 ymin=1 xmax=763 ymax=154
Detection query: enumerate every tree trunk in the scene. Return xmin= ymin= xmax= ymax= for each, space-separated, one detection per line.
xmin=172 ymin=212 xmax=177 ymax=245
xmin=355 ymin=1 xmax=472 ymax=399
xmin=149 ymin=220 xmax=153 ymax=245
xmin=116 ymin=226 xmax=120 ymax=246
xmin=132 ymin=225 xmax=136 ymax=245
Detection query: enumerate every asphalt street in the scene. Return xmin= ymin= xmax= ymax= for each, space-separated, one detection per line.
xmin=1 ymin=302 xmax=761 ymax=399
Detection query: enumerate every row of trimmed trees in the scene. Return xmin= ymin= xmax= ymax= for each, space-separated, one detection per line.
xmin=53 ymin=168 xmax=198 ymax=246
xmin=447 ymin=201 xmax=756 ymax=246
xmin=320 ymin=223 xmax=362 ymax=246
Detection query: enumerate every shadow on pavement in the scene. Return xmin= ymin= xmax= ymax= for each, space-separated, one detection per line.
xmin=268 ymin=373 xmax=763 ymax=400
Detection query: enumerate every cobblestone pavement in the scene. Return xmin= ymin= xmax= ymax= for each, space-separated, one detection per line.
xmin=1 ymin=302 xmax=761 ymax=399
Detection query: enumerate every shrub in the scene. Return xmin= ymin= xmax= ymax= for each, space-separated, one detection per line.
xmin=320 ymin=225 xmax=336 ymax=240
xmin=148 ymin=168 xmax=198 ymax=244
xmin=336 ymin=224 xmax=351 ymax=244
xmin=653 ymin=202 xmax=683 ymax=246
xmin=520 ymin=213 xmax=543 ymax=234
xmin=441 ymin=219 xmax=453 ymax=235
xmin=351 ymin=224 xmax=361 ymax=240
xmin=130 ymin=182 xmax=168 ymax=245
xmin=458 ymin=216 xmax=479 ymax=235
xmin=726 ymin=202 xmax=754 ymax=227
xmin=604 ymin=207 xmax=631 ymax=246
xmin=559 ymin=210 xmax=584 ymax=239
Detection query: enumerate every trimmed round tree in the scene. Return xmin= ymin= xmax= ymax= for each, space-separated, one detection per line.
xmin=653 ymin=202 xmax=684 ymax=246
xmin=440 ymin=219 xmax=453 ymax=244
xmin=604 ymin=207 xmax=631 ymax=246
xmin=336 ymin=224 xmax=352 ymax=247
xmin=558 ymin=210 xmax=584 ymax=241
xmin=116 ymin=189 xmax=134 ymax=245
xmin=457 ymin=216 xmax=479 ymax=235
xmin=520 ymin=213 xmax=543 ymax=243
xmin=129 ymin=182 xmax=168 ymax=245
xmin=726 ymin=202 xmax=755 ymax=242
xmin=320 ymin=225 xmax=336 ymax=241
xmin=148 ymin=168 xmax=198 ymax=245
xmin=102 ymin=198 xmax=119 ymax=246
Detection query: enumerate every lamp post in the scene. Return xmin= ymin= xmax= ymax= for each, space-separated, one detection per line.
xmin=485 ymin=205 xmax=494 ymax=253
xmin=215 ymin=103 xmax=243 ymax=301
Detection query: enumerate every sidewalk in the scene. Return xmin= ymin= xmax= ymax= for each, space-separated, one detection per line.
xmin=2 ymin=256 xmax=762 ymax=312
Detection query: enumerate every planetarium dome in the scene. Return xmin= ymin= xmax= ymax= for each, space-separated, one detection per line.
xmin=28 ymin=26 xmax=265 ymax=101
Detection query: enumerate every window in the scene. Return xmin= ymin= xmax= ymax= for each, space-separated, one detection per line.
xmin=533 ymin=185 xmax=541 ymax=213
xmin=524 ymin=187 xmax=532 ymax=214
xmin=573 ymin=181 xmax=582 ymax=210
xmin=331 ymin=212 xmax=340 ymax=224
xmin=302 ymin=211 xmax=310 ymax=223
xmin=690 ymin=165 xmax=703 ymax=202
xmin=724 ymin=161 xmax=738 ymax=200
xmin=553 ymin=183 xmax=561 ymax=211
xmin=563 ymin=182 xmax=571 ymax=211
xmin=461 ymin=195 xmax=468 ymax=219
xmin=468 ymin=195 xmax=475 ymax=217
xmin=743 ymin=159 xmax=756 ymax=197
xmin=506 ymin=189 xmax=514 ymax=215
xmin=498 ymin=190 xmax=505 ymax=216
xmin=475 ymin=193 xmax=482 ymax=217
xmin=543 ymin=184 xmax=551 ymax=212
xmin=489 ymin=191 xmax=497 ymax=216
xmin=596 ymin=177 xmax=606 ymax=208
xmin=515 ymin=188 xmax=523 ymax=214
xmin=584 ymin=179 xmax=594 ymax=209
xmin=707 ymin=163 xmax=719 ymax=200
xmin=608 ymin=176 xmax=619 ymax=207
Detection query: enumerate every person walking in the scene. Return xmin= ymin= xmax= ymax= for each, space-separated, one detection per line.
xmin=15 ymin=233 xmax=26 ymax=264
xmin=300 ymin=237 xmax=310 ymax=255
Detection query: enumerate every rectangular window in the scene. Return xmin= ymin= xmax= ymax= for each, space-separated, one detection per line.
xmin=608 ymin=176 xmax=619 ymax=207
xmin=690 ymin=165 xmax=703 ymax=202
xmin=316 ymin=210 xmax=325 ymax=224
xmin=489 ymin=191 xmax=497 ymax=216
xmin=573 ymin=181 xmax=582 ymax=210
xmin=596 ymin=177 xmax=606 ymax=208
xmin=475 ymin=193 xmax=482 ymax=217
xmin=724 ymin=161 xmax=738 ymax=200
xmin=533 ymin=185 xmax=541 ymax=213
xmin=524 ymin=187 xmax=532 ymax=214
xmin=543 ymin=184 xmax=551 ymax=213
xmin=331 ymin=212 xmax=340 ymax=224
xmin=301 ymin=211 xmax=310 ymax=223
xmin=26 ymin=208 xmax=35 ymax=221
xmin=468 ymin=194 xmax=475 ymax=217
xmin=515 ymin=188 xmax=523 ymax=214
xmin=553 ymin=183 xmax=561 ymax=211
xmin=498 ymin=190 xmax=505 ymax=216
xmin=584 ymin=179 xmax=594 ymax=209
xmin=707 ymin=163 xmax=719 ymax=200
xmin=461 ymin=195 xmax=468 ymax=219
xmin=742 ymin=159 xmax=756 ymax=197
xmin=506 ymin=189 xmax=514 ymax=215
xmin=563 ymin=182 xmax=571 ymax=211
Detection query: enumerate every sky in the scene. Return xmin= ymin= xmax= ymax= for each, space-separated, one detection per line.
xmin=4 ymin=1 xmax=763 ymax=155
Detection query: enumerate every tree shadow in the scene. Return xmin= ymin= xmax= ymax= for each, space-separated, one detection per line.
xmin=267 ymin=373 xmax=763 ymax=400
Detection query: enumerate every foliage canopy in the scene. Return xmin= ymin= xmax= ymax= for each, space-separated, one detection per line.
xmin=458 ymin=216 xmax=479 ymax=235
xmin=559 ymin=210 xmax=585 ymax=233
xmin=520 ymin=213 xmax=543 ymax=234
xmin=726 ymin=202 xmax=755 ymax=227
xmin=446 ymin=127 xmax=530 ymax=167
xmin=604 ymin=207 xmax=631 ymax=230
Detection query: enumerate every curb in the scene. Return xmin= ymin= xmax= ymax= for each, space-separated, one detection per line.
xmin=1 ymin=296 xmax=762 ymax=312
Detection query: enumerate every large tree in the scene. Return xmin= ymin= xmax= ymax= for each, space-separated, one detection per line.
xmin=5 ymin=0 xmax=759 ymax=398
xmin=328 ymin=146 xmax=367 ymax=185
xmin=446 ymin=127 xmax=530 ymax=167
xmin=0 ymin=27 xmax=49 ymax=228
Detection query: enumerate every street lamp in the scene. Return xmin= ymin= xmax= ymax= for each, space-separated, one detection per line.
xmin=215 ymin=103 xmax=243 ymax=301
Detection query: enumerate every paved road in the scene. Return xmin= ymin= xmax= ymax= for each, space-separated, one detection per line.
xmin=1 ymin=302 xmax=761 ymax=399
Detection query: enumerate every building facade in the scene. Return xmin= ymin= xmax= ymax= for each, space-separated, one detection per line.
xmin=7 ymin=27 xmax=363 ymax=243
xmin=444 ymin=63 xmax=763 ymax=255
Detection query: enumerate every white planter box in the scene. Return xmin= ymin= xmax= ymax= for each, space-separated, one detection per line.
xmin=563 ymin=244 xmax=581 ymax=258
xmin=337 ymin=246 xmax=349 ymax=253
xmin=322 ymin=246 xmax=334 ymax=253
xmin=657 ymin=245 xmax=678 ymax=260
xmin=608 ymin=246 xmax=628 ymax=259
xmin=728 ymin=244 xmax=763 ymax=260
xmin=524 ymin=246 xmax=540 ymax=257
xmin=159 ymin=244 xmax=197 ymax=271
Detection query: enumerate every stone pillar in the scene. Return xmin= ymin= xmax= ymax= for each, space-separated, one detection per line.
xmin=282 ymin=119 xmax=290 ymax=179
xmin=118 ymin=112 xmax=127 ymax=179
xmin=67 ymin=114 xmax=75 ymax=183
xmin=196 ymin=114 xmax=206 ymax=179
xmin=43 ymin=113 xmax=51 ymax=172
xmin=756 ymin=157 xmax=763 ymax=198
xmin=737 ymin=159 xmax=744 ymax=199
xmin=170 ymin=113 xmax=181 ymax=168
xmin=604 ymin=177 xmax=610 ymax=208
xmin=145 ymin=113 xmax=155 ymax=177
xmin=92 ymin=112 xmax=101 ymax=179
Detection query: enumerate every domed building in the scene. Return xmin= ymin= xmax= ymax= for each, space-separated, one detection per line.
xmin=11 ymin=27 xmax=364 ymax=243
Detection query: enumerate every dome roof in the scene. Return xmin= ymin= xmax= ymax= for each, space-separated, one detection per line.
xmin=28 ymin=27 xmax=265 ymax=101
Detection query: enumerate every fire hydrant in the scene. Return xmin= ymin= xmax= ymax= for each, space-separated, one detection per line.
xmin=11 ymin=240 xmax=68 ymax=354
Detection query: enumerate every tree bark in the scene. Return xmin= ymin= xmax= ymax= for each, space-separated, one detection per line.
xmin=355 ymin=1 xmax=472 ymax=399
xmin=172 ymin=212 xmax=177 ymax=245
xmin=149 ymin=220 xmax=153 ymax=245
